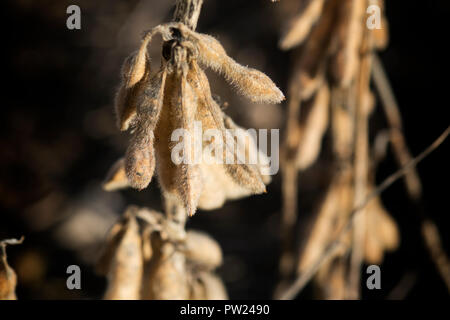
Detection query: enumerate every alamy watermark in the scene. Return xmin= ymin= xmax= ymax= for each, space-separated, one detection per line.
xmin=366 ymin=4 xmax=382 ymax=30
xmin=66 ymin=5 xmax=81 ymax=30
xmin=170 ymin=121 xmax=280 ymax=175
xmin=366 ymin=265 xmax=381 ymax=290
xmin=66 ymin=264 xmax=81 ymax=290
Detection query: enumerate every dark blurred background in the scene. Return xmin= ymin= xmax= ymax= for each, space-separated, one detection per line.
xmin=1 ymin=0 xmax=449 ymax=299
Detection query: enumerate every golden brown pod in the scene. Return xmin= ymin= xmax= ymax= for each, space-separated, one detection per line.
xmin=185 ymin=231 xmax=223 ymax=270
xmin=97 ymin=210 xmax=143 ymax=300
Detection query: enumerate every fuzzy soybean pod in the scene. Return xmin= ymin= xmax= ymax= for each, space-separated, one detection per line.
xmin=125 ymin=69 xmax=167 ymax=190
xmin=176 ymin=23 xmax=285 ymax=104
xmin=189 ymin=62 xmax=267 ymax=194
xmin=102 ymin=158 xmax=129 ymax=191
xmin=184 ymin=230 xmax=223 ymax=270
xmin=172 ymin=68 xmax=203 ymax=217
xmin=0 ymin=240 xmax=20 ymax=300
xmin=279 ymin=0 xmax=325 ymax=50
xmin=97 ymin=210 xmax=143 ymax=300
xmin=115 ymin=33 xmax=153 ymax=131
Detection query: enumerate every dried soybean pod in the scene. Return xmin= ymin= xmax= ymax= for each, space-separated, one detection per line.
xmin=185 ymin=65 xmax=239 ymax=210
xmin=371 ymin=195 xmax=399 ymax=252
xmin=102 ymin=158 xmax=129 ymax=191
xmin=115 ymin=29 xmax=157 ymax=132
xmin=297 ymin=179 xmax=340 ymax=274
xmin=364 ymin=191 xmax=399 ymax=264
xmin=295 ymin=84 xmax=330 ymax=170
xmin=191 ymin=63 xmax=266 ymax=194
xmin=0 ymin=239 xmax=21 ymax=300
xmin=223 ymin=114 xmax=272 ymax=184
xmin=114 ymin=25 xmax=175 ymax=131
xmin=188 ymin=274 xmax=207 ymax=299
xmin=297 ymin=171 xmax=353 ymax=274
xmin=173 ymin=70 xmax=203 ymax=217
xmin=290 ymin=0 xmax=338 ymax=100
xmin=125 ymin=69 xmax=167 ymax=190
xmin=154 ymin=68 xmax=203 ymax=217
xmin=364 ymin=200 xmax=385 ymax=264
xmin=372 ymin=15 xmax=389 ymax=50
xmin=115 ymin=55 xmax=151 ymax=131
xmin=101 ymin=210 xmax=143 ymax=300
xmin=370 ymin=0 xmax=389 ymax=50
xmin=154 ymin=72 xmax=178 ymax=195
xmin=197 ymin=271 xmax=228 ymax=300
xmin=125 ymin=133 xmax=155 ymax=190
xmin=185 ymin=231 xmax=223 ymax=269
xmin=329 ymin=0 xmax=366 ymax=87
xmin=147 ymin=236 xmax=190 ymax=300
xmin=178 ymin=24 xmax=284 ymax=104
xmin=280 ymin=0 xmax=325 ymax=50
xmin=331 ymin=88 xmax=355 ymax=160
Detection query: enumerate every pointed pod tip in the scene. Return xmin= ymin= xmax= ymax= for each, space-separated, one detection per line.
xmin=279 ymin=38 xmax=293 ymax=51
xmin=187 ymin=205 xmax=197 ymax=217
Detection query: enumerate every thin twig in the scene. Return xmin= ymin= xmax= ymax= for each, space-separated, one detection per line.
xmin=373 ymin=54 xmax=450 ymax=293
xmin=277 ymin=125 xmax=450 ymax=300
xmin=372 ymin=54 xmax=422 ymax=199
xmin=421 ymin=219 xmax=450 ymax=291
xmin=387 ymin=271 xmax=417 ymax=300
